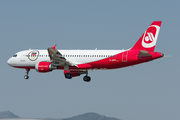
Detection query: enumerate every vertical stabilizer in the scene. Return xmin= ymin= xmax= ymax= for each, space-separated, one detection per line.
xmin=131 ymin=21 xmax=162 ymax=51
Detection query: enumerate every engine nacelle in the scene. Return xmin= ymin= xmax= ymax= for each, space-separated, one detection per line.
xmin=35 ymin=62 xmax=58 ymax=73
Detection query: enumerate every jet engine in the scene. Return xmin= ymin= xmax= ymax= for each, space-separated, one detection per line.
xmin=35 ymin=62 xmax=58 ymax=73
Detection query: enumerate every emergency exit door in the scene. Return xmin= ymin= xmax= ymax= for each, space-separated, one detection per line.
xmin=122 ymin=51 xmax=128 ymax=62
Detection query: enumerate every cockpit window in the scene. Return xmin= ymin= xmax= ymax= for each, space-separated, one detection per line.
xmin=13 ymin=54 xmax=17 ymax=57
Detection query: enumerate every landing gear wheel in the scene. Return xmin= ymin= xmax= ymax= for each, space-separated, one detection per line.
xmin=83 ymin=76 xmax=91 ymax=82
xmin=24 ymin=75 xmax=29 ymax=79
xmin=65 ymin=73 xmax=72 ymax=79
xmin=24 ymin=68 xmax=30 ymax=79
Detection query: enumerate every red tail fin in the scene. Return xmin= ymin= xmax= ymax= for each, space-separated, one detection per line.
xmin=131 ymin=21 xmax=162 ymax=51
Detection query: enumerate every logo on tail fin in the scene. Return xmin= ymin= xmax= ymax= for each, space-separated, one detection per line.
xmin=142 ymin=25 xmax=160 ymax=48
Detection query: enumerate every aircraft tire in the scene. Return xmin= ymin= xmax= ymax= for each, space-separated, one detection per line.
xmin=83 ymin=76 xmax=91 ymax=82
xmin=24 ymin=75 xmax=29 ymax=79
xmin=65 ymin=73 xmax=72 ymax=79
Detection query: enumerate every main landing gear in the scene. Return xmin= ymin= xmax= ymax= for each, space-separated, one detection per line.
xmin=83 ymin=75 xmax=91 ymax=82
xmin=65 ymin=73 xmax=72 ymax=79
xmin=65 ymin=73 xmax=91 ymax=82
xmin=83 ymin=70 xmax=91 ymax=82
xmin=24 ymin=68 xmax=30 ymax=79
xmin=64 ymin=70 xmax=91 ymax=82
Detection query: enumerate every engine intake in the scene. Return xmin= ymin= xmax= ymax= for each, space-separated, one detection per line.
xmin=35 ymin=62 xmax=58 ymax=73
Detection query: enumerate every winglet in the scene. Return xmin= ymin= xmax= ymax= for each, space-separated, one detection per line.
xmin=52 ymin=44 xmax=57 ymax=50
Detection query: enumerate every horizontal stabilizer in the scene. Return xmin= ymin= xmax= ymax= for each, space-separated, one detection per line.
xmin=138 ymin=50 xmax=152 ymax=57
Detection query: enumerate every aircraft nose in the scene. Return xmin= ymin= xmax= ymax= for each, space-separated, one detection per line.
xmin=7 ymin=58 xmax=12 ymax=66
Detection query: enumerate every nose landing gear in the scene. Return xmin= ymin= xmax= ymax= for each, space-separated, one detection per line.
xmin=24 ymin=68 xmax=30 ymax=79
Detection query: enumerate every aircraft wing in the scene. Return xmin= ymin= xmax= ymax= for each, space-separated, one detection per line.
xmin=47 ymin=45 xmax=76 ymax=66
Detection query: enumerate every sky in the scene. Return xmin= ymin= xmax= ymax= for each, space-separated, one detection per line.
xmin=0 ymin=0 xmax=180 ymax=120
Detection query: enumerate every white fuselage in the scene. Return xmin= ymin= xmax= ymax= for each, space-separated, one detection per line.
xmin=7 ymin=49 xmax=124 ymax=68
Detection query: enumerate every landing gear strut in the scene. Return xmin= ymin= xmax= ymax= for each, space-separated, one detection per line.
xmin=83 ymin=70 xmax=91 ymax=82
xmin=64 ymin=64 xmax=72 ymax=79
xmin=24 ymin=68 xmax=30 ymax=79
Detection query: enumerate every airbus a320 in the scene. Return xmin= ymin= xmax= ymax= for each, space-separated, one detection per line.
xmin=7 ymin=21 xmax=164 ymax=82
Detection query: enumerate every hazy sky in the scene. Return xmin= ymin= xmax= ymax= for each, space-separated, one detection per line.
xmin=1 ymin=0 xmax=180 ymax=120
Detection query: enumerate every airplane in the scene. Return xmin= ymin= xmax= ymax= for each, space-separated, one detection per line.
xmin=7 ymin=21 xmax=164 ymax=82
